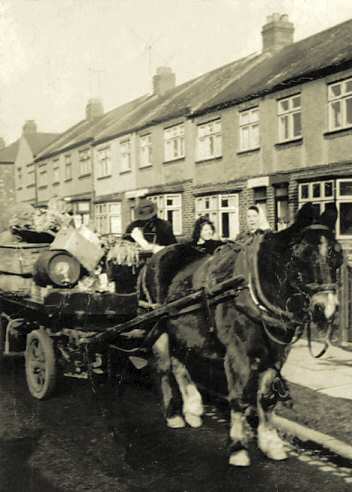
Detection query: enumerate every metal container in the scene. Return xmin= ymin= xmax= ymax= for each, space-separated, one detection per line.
xmin=33 ymin=250 xmax=81 ymax=287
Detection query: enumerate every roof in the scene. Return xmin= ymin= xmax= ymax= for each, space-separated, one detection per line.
xmin=36 ymin=16 xmax=352 ymax=151
xmin=0 ymin=140 xmax=19 ymax=163
xmin=37 ymin=95 xmax=149 ymax=160
xmin=94 ymin=52 xmax=265 ymax=143
xmin=25 ymin=132 xmax=59 ymax=156
xmin=194 ymin=17 xmax=352 ymax=115
xmin=0 ymin=132 xmax=59 ymax=164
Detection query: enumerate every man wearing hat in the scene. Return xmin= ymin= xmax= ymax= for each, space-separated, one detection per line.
xmin=124 ymin=198 xmax=176 ymax=253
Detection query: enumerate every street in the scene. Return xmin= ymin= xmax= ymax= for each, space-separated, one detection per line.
xmin=1 ymin=360 xmax=351 ymax=492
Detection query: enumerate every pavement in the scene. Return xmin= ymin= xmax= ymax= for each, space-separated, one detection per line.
xmin=282 ymin=340 xmax=352 ymax=400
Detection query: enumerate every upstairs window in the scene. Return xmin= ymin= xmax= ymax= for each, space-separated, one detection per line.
xmin=27 ymin=168 xmax=35 ymax=187
xmin=97 ymin=146 xmax=111 ymax=178
xmin=239 ymin=108 xmax=259 ymax=151
xmin=53 ymin=159 xmax=60 ymax=184
xmin=79 ymin=148 xmax=91 ymax=176
xmin=278 ymin=94 xmax=302 ymax=142
xmin=120 ymin=138 xmax=131 ymax=172
xmin=197 ymin=119 xmax=222 ymax=160
xmin=328 ymin=78 xmax=352 ymax=131
xmin=16 ymin=167 xmax=22 ymax=189
xmin=139 ymin=134 xmax=152 ymax=168
xmin=38 ymin=165 xmax=48 ymax=187
xmin=149 ymin=193 xmax=182 ymax=235
xmin=164 ymin=124 xmax=185 ymax=162
xmin=64 ymin=155 xmax=72 ymax=180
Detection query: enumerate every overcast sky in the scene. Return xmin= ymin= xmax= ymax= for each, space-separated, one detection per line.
xmin=0 ymin=0 xmax=351 ymax=143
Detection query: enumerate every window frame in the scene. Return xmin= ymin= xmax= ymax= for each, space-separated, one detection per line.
xmin=94 ymin=201 xmax=122 ymax=235
xmin=196 ymin=119 xmax=222 ymax=161
xmin=239 ymin=107 xmax=260 ymax=151
xmin=164 ymin=123 xmax=185 ymax=162
xmin=195 ymin=193 xmax=239 ymax=239
xmin=120 ymin=138 xmax=132 ymax=173
xmin=148 ymin=193 xmax=183 ymax=235
xmin=139 ymin=133 xmax=152 ymax=168
xmin=97 ymin=146 xmax=112 ymax=178
xmin=64 ymin=154 xmax=72 ymax=181
xmin=328 ymin=78 xmax=352 ymax=132
xmin=277 ymin=94 xmax=302 ymax=143
xmin=78 ymin=148 xmax=91 ymax=176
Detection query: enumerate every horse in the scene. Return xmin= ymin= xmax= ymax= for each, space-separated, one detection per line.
xmin=140 ymin=202 xmax=343 ymax=467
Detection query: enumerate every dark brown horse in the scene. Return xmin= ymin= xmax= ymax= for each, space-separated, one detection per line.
xmin=141 ymin=203 xmax=343 ymax=466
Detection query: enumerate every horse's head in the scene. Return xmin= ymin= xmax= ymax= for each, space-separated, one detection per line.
xmin=286 ymin=203 xmax=343 ymax=327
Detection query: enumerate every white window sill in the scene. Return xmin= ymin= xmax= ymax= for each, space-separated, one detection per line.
xmin=275 ymin=137 xmax=303 ymax=147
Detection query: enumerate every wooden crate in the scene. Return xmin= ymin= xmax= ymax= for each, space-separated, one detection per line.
xmin=0 ymin=243 xmax=49 ymax=275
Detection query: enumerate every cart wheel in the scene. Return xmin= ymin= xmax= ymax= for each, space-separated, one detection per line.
xmin=25 ymin=329 xmax=56 ymax=399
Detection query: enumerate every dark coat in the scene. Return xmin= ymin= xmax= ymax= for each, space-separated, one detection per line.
xmin=124 ymin=217 xmax=177 ymax=246
xmin=194 ymin=239 xmax=223 ymax=255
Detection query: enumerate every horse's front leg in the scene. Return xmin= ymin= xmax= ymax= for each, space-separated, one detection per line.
xmin=224 ymin=350 xmax=252 ymax=467
xmin=257 ymin=368 xmax=288 ymax=460
xmin=171 ymin=356 xmax=204 ymax=428
xmin=152 ymin=333 xmax=185 ymax=429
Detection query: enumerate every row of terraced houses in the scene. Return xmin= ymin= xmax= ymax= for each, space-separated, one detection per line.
xmin=11 ymin=15 xmax=352 ymax=254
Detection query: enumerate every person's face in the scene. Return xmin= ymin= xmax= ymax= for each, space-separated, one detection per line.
xmin=247 ymin=209 xmax=260 ymax=233
xmin=73 ymin=214 xmax=83 ymax=229
xmin=200 ymin=223 xmax=214 ymax=241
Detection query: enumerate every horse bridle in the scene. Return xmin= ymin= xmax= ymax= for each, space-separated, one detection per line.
xmin=248 ymin=230 xmax=338 ymax=358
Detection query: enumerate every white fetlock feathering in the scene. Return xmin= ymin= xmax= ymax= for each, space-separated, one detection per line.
xmin=229 ymin=449 xmax=251 ymax=467
xmin=167 ymin=415 xmax=186 ymax=429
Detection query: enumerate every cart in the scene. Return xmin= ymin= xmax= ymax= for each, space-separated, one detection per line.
xmin=0 ymin=274 xmax=245 ymax=400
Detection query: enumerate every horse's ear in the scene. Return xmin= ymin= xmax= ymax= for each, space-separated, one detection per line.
xmin=294 ymin=202 xmax=316 ymax=230
xmin=319 ymin=204 xmax=338 ymax=231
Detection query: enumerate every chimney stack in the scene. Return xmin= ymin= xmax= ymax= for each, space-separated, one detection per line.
xmin=85 ymin=98 xmax=104 ymax=121
xmin=0 ymin=138 xmax=5 ymax=150
xmin=22 ymin=120 xmax=37 ymax=136
xmin=262 ymin=13 xmax=294 ymax=53
xmin=153 ymin=66 xmax=176 ymax=96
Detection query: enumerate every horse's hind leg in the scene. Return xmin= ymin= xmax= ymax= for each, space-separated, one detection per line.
xmin=171 ymin=357 xmax=204 ymax=428
xmin=152 ymin=333 xmax=185 ymax=429
xmin=257 ymin=368 xmax=288 ymax=461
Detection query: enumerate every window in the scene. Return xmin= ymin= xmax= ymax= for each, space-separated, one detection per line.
xmin=73 ymin=201 xmax=90 ymax=226
xmin=149 ymin=193 xmax=182 ymax=235
xmin=139 ymin=134 xmax=152 ymax=168
xmin=53 ymin=159 xmax=60 ymax=184
xmin=27 ymin=168 xmax=35 ymax=187
xmin=95 ymin=202 xmax=122 ymax=235
xmin=64 ymin=155 xmax=72 ymax=180
xmin=120 ymin=139 xmax=131 ymax=172
xmin=275 ymin=184 xmax=289 ymax=231
xmin=38 ymin=165 xmax=48 ymax=187
xmin=197 ymin=119 xmax=222 ymax=160
xmin=336 ymin=179 xmax=352 ymax=237
xmin=239 ymin=108 xmax=259 ymax=151
xmin=97 ymin=146 xmax=111 ymax=178
xmin=298 ymin=179 xmax=336 ymax=230
xmin=195 ymin=193 xmax=239 ymax=239
xmin=164 ymin=124 xmax=185 ymax=162
xmin=278 ymin=94 xmax=302 ymax=142
xmin=79 ymin=148 xmax=91 ymax=176
xmin=328 ymin=78 xmax=352 ymax=131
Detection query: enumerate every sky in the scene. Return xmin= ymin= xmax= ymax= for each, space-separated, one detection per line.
xmin=0 ymin=0 xmax=351 ymax=143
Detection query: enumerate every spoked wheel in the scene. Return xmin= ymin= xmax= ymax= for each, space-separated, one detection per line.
xmin=25 ymin=329 xmax=56 ymax=399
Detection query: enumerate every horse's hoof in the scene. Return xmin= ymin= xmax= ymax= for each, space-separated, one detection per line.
xmin=229 ymin=449 xmax=250 ymax=467
xmin=167 ymin=416 xmax=186 ymax=429
xmin=185 ymin=414 xmax=202 ymax=428
xmin=264 ymin=447 xmax=288 ymax=461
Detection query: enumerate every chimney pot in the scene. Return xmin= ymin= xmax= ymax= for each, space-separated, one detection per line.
xmin=262 ymin=13 xmax=294 ymax=53
xmin=85 ymin=98 xmax=104 ymax=121
xmin=22 ymin=120 xmax=37 ymax=135
xmin=153 ymin=66 xmax=176 ymax=96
